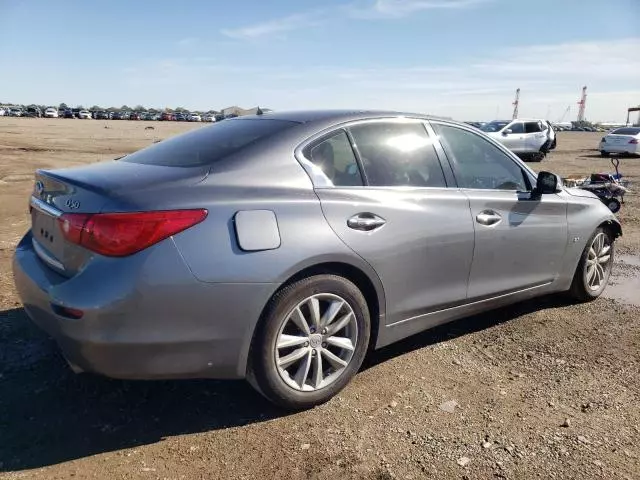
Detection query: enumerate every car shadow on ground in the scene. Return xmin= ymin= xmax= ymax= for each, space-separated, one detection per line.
xmin=0 ymin=295 xmax=572 ymax=472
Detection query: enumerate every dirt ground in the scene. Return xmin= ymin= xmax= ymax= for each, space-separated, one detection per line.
xmin=0 ymin=118 xmax=638 ymax=480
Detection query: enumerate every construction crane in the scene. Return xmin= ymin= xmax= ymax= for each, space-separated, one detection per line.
xmin=512 ymin=88 xmax=520 ymax=119
xmin=558 ymin=106 xmax=570 ymax=123
xmin=577 ymin=86 xmax=587 ymax=122
xmin=626 ymin=106 xmax=640 ymax=126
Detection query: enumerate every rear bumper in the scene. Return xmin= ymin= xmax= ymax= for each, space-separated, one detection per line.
xmin=600 ymin=144 xmax=639 ymax=155
xmin=12 ymin=231 xmax=277 ymax=379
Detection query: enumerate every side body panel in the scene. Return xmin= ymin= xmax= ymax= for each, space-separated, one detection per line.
xmin=315 ymin=187 xmax=475 ymax=326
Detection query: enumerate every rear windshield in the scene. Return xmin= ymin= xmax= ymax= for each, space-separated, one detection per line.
xmin=612 ymin=127 xmax=640 ymax=135
xmin=122 ymin=119 xmax=297 ymax=167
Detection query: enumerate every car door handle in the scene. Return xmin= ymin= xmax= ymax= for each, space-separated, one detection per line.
xmin=476 ymin=210 xmax=502 ymax=226
xmin=347 ymin=213 xmax=386 ymax=231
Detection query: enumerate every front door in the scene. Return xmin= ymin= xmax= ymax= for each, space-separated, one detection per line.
xmin=501 ymin=121 xmax=525 ymax=152
xmin=301 ymin=120 xmax=475 ymax=325
xmin=432 ymin=122 xmax=568 ymax=299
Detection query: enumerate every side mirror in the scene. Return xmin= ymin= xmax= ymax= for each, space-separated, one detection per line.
xmin=535 ymin=171 xmax=562 ymax=194
xmin=502 ymin=129 xmax=512 ymax=135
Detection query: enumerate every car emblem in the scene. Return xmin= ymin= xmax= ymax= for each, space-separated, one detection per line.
xmin=35 ymin=181 xmax=44 ymax=196
xmin=65 ymin=198 xmax=80 ymax=210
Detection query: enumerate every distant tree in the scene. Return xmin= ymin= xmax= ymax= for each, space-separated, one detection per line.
xmin=90 ymin=105 xmax=102 ymax=111
xmin=120 ymin=105 xmax=130 ymax=111
xmin=59 ymin=103 xmax=68 ymax=110
xmin=134 ymin=104 xmax=146 ymax=112
xmin=174 ymin=106 xmax=185 ymax=112
xmin=76 ymin=105 xmax=85 ymax=110
xmin=107 ymin=106 xmax=118 ymax=112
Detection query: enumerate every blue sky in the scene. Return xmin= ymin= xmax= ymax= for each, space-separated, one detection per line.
xmin=0 ymin=0 xmax=638 ymax=121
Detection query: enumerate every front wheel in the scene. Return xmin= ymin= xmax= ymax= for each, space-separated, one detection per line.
xmin=249 ymin=275 xmax=370 ymax=410
xmin=569 ymin=228 xmax=614 ymax=301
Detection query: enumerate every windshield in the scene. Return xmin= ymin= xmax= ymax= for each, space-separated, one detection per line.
xmin=480 ymin=121 xmax=510 ymax=132
xmin=122 ymin=118 xmax=298 ymax=167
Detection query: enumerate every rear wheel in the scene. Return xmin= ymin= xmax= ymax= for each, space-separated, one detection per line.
xmin=600 ymin=151 xmax=610 ymax=157
xmin=249 ymin=275 xmax=370 ymax=410
xmin=569 ymin=228 xmax=614 ymax=301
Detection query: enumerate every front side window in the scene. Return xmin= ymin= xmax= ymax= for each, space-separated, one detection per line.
xmin=524 ymin=122 xmax=542 ymax=133
xmin=434 ymin=124 xmax=530 ymax=191
xmin=348 ymin=122 xmax=446 ymax=188
xmin=308 ymin=131 xmax=363 ymax=186
xmin=507 ymin=122 xmax=524 ymax=134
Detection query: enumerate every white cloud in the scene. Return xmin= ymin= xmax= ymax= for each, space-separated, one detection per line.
xmin=356 ymin=0 xmax=493 ymax=18
xmin=221 ymin=11 xmax=325 ymax=39
xmin=177 ymin=37 xmax=197 ymax=47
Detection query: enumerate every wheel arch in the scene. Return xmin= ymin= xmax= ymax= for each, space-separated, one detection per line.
xmin=244 ymin=260 xmax=385 ymax=378
xmin=600 ymin=218 xmax=622 ymax=239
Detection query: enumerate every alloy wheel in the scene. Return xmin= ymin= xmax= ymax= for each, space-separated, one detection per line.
xmin=274 ymin=293 xmax=358 ymax=392
xmin=585 ymin=232 xmax=612 ymax=291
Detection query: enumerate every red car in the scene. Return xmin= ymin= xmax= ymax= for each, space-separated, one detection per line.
xmin=160 ymin=112 xmax=174 ymax=121
xmin=129 ymin=112 xmax=141 ymax=121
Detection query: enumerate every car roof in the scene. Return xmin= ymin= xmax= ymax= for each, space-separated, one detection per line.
xmin=231 ymin=109 xmax=449 ymax=125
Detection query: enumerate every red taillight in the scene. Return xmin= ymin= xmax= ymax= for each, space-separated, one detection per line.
xmin=629 ymin=138 xmax=638 ymax=144
xmin=58 ymin=209 xmax=207 ymax=257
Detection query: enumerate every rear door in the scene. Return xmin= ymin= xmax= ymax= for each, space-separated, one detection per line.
xmin=300 ymin=119 xmax=475 ymax=325
xmin=432 ymin=122 xmax=568 ymax=299
xmin=501 ymin=121 xmax=525 ymax=152
xmin=523 ymin=121 xmax=547 ymax=152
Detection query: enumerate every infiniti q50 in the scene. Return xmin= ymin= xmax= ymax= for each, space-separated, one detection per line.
xmin=13 ymin=111 xmax=621 ymax=409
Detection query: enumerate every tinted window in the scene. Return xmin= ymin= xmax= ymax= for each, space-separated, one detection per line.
xmin=612 ymin=127 xmax=640 ymax=135
xmin=524 ymin=122 xmax=542 ymax=133
xmin=508 ymin=122 xmax=524 ymax=134
xmin=122 ymin=119 xmax=297 ymax=167
xmin=434 ymin=124 xmax=529 ymax=191
xmin=348 ymin=122 xmax=446 ymax=188
xmin=308 ymin=131 xmax=363 ymax=186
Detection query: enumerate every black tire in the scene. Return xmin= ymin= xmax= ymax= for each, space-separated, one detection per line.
xmin=568 ymin=227 xmax=615 ymax=302
xmin=249 ymin=275 xmax=370 ymax=410
xmin=600 ymin=151 xmax=610 ymax=157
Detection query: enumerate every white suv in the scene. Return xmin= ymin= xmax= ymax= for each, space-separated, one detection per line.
xmin=481 ymin=119 xmax=552 ymax=161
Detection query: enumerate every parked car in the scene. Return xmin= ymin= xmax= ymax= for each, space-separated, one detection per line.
xmin=129 ymin=112 xmax=141 ymax=121
xmin=13 ymin=111 xmax=621 ymax=410
xmin=43 ymin=107 xmax=58 ymax=118
xmin=159 ymin=112 xmax=174 ymax=121
xmin=0 ymin=107 xmax=6 ymax=116
xmin=78 ymin=110 xmax=92 ymax=119
xmin=62 ymin=109 xmax=75 ymax=119
xmin=174 ymin=112 xmax=186 ymax=121
xmin=94 ymin=111 xmax=109 ymax=120
xmin=9 ymin=107 xmax=24 ymax=117
xmin=188 ymin=113 xmax=202 ymax=122
xmin=599 ymin=127 xmax=640 ymax=157
xmin=202 ymin=114 xmax=216 ymax=122
xmin=24 ymin=106 xmax=42 ymax=118
xmin=481 ymin=119 xmax=551 ymax=161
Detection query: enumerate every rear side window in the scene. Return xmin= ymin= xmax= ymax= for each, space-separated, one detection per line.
xmin=524 ymin=122 xmax=542 ymax=133
xmin=308 ymin=132 xmax=364 ymax=186
xmin=122 ymin=119 xmax=297 ymax=167
xmin=348 ymin=122 xmax=446 ymax=188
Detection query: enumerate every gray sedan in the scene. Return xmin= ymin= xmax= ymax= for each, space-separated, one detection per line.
xmin=13 ymin=110 xmax=621 ymax=409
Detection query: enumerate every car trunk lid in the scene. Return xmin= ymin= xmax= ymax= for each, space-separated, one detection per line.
xmin=30 ymin=161 xmax=208 ymax=276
